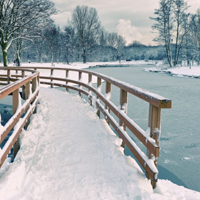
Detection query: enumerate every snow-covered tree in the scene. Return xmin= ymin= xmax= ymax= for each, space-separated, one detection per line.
xmin=189 ymin=10 xmax=200 ymax=65
xmin=71 ymin=5 xmax=101 ymax=63
xmin=63 ymin=25 xmax=76 ymax=64
xmin=181 ymin=13 xmax=191 ymax=66
xmin=105 ymin=32 xmax=126 ymax=62
xmin=116 ymin=35 xmax=126 ymax=63
xmin=44 ymin=25 xmax=60 ymax=66
xmin=173 ymin=0 xmax=189 ymax=66
xmin=151 ymin=0 xmax=174 ymax=67
xmin=0 ymin=0 xmax=55 ymax=66
xmin=151 ymin=0 xmax=189 ymax=67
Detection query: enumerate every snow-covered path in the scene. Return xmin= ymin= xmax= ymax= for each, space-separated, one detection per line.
xmin=0 ymin=88 xmax=200 ymax=200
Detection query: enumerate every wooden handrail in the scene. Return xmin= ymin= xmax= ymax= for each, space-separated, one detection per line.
xmin=1 ymin=66 xmax=172 ymax=189
xmin=0 ymin=67 xmax=40 ymax=168
xmin=17 ymin=66 xmax=171 ymax=108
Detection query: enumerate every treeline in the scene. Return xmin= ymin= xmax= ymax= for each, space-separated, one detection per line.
xmin=151 ymin=0 xmax=200 ymax=67
xmin=0 ymin=2 xmax=166 ymax=66
xmin=0 ymin=3 xmax=127 ymax=66
xmin=1 ymin=1 xmax=200 ymax=67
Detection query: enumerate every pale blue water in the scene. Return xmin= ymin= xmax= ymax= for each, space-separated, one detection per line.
xmin=89 ymin=65 xmax=200 ymax=192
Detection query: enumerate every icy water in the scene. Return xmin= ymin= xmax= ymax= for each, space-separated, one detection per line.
xmin=89 ymin=65 xmax=200 ymax=192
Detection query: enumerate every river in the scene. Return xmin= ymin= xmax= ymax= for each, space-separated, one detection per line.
xmin=89 ymin=64 xmax=200 ymax=192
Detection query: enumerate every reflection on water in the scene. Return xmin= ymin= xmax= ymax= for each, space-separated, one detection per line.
xmin=89 ymin=65 xmax=200 ymax=192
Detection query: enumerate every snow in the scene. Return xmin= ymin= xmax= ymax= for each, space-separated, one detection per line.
xmin=0 ymin=61 xmax=200 ymax=199
xmin=9 ymin=60 xmax=155 ymax=69
xmin=145 ymin=65 xmax=200 ymax=78
xmin=166 ymin=66 xmax=200 ymax=77
xmin=0 ymin=88 xmax=200 ymax=199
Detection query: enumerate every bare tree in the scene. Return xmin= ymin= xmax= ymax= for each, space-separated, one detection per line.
xmin=151 ymin=0 xmax=174 ymax=67
xmin=189 ymin=10 xmax=200 ymax=65
xmin=151 ymin=0 xmax=189 ymax=67
xmin=0 ymin=0 xmax=55 ymax=66
xmin=63 ymin=25 xmax=76 ymax=64
xmin=99 ymin=28 xmax=107 ymax=61
xmin=116 ymin=35 xmax=126 ymax=63
xmin=44 ymin=24 xmax=60 ymax=66
xmin=173 ymin=0 xmax=189 ymax=66
xmin=181 ymin=13 xmax=191 ymax=66
xmin=71 ymin=5 xmax=101 ymax=63
xmin=106 ymin=32 xmax=118 ymax=60
xmin=106 ymin=32 xmax=118 ymax=48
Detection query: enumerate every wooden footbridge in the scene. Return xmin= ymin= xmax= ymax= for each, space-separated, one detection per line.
xmin=0 ymin=66 xmax=171 ymax=188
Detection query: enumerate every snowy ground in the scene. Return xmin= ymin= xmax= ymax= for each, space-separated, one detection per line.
xmin=18 ymin=60 xmax=155 ymax=68
xmin=6 ymin=60 xmax=200 ymax=78
xmin=0 ymin=88 xmax=200 ymax=199
xmin=144 ymin=65 xmax=200 ymax=78
xmin=0 ymin=61 xmax=200 ymax=199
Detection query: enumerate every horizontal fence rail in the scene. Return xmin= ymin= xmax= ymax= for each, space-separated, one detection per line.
xmin=0 ymin=67 xmax=40 ymax=168
xmin=1 ymin=66 xmax=171 ymax=189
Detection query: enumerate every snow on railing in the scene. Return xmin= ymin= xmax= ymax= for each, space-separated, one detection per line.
xmin=0 ymin=67 xmax=39 ymax=168
xmin=8 ymin=66 xmax=171 ymax=189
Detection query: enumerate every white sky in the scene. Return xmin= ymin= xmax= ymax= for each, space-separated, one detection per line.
xmin=51 ymin=0 xmax=200 ymax=45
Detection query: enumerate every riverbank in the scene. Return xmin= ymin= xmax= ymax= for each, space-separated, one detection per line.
xmin=1 ymin=62 xmax=200 ymax=198
xmin=0 ymin=60 xmax=155 ymax=69
xmin=19 ymin=61 xmax=200 ymax=78
xmin=90 ymin=65 xmax=200 ymax=192
xmin=1 ymin=87 xmax=200 ymax=199
xmin=144 ymin=66 xmax=200 ymax=78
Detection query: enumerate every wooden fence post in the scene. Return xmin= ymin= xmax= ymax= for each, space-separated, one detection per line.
xmin=147 ymin=103 xmax=161 ymax=188
xmin=7 ymin=69 xmax=10 ymax=84
xmin=66 ymin=70 xmax=69 ymax=92
xmin=13 ymin=89 xmax=19 ymax=114
xmin=32 ymin=77 xmax=37 ymax=114
xmin=120 ymin=89 xmax=127 ymax=148
xmin=25 ymin=82 xmax=30 ymax=100
xmin=12 ymin=88 xmax=20 ymax=158
xmin=105 ymin=81 xmax=111 ymax=105
xmin=24 ymin=81 xmax=31 ymax=129
xmin=22 ymin=70 xmax=25 ymax=99
xmin=78 ymin=71 xmax=82 ymax=97
xmin=96 ymin=77 xmax=102 ymax=117
xmin=105 ymin=81 xmax=111 ymax=123
xmin=88 ymin=74 xmax=92 ymax=106
xmin=51 ymin=68 xmax=54 ymax=88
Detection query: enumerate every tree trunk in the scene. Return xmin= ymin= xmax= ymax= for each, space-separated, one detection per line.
xmin=83 ymin=48 xmax=86 ymax=63
xmin=2 ymin=44 xmax=8 ymax=67
xmin=186 ymin=46 xmax=189 ymax=66
xmin=51 ymin=48 xmax=54 ymax=66
xmin=16 ymin=39 xmax=22 ymax=66
xmin=165 ymin=42 xmax=172 ymax=68
xmin=66 ymin=55 xmax=69 ymax=64
xmin=174 ymin=21 xmax=180 ymax=66
xmin=16 ymin=52 xmax=20 ymax=66
xmin=51 ymin=55 xmax=54 ymax=66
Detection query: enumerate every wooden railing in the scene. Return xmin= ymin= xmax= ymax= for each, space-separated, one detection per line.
xmin=9 ymin=66 xmax=171 ymax=188
xmin=0 ymin=66 xmax=171 ymax=188
xmin=0 ymin=67 xmax=39 ymax=168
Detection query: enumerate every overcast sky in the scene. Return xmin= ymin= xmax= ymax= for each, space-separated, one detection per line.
xmin=51 ymin=0 xmax=200 ymax=45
